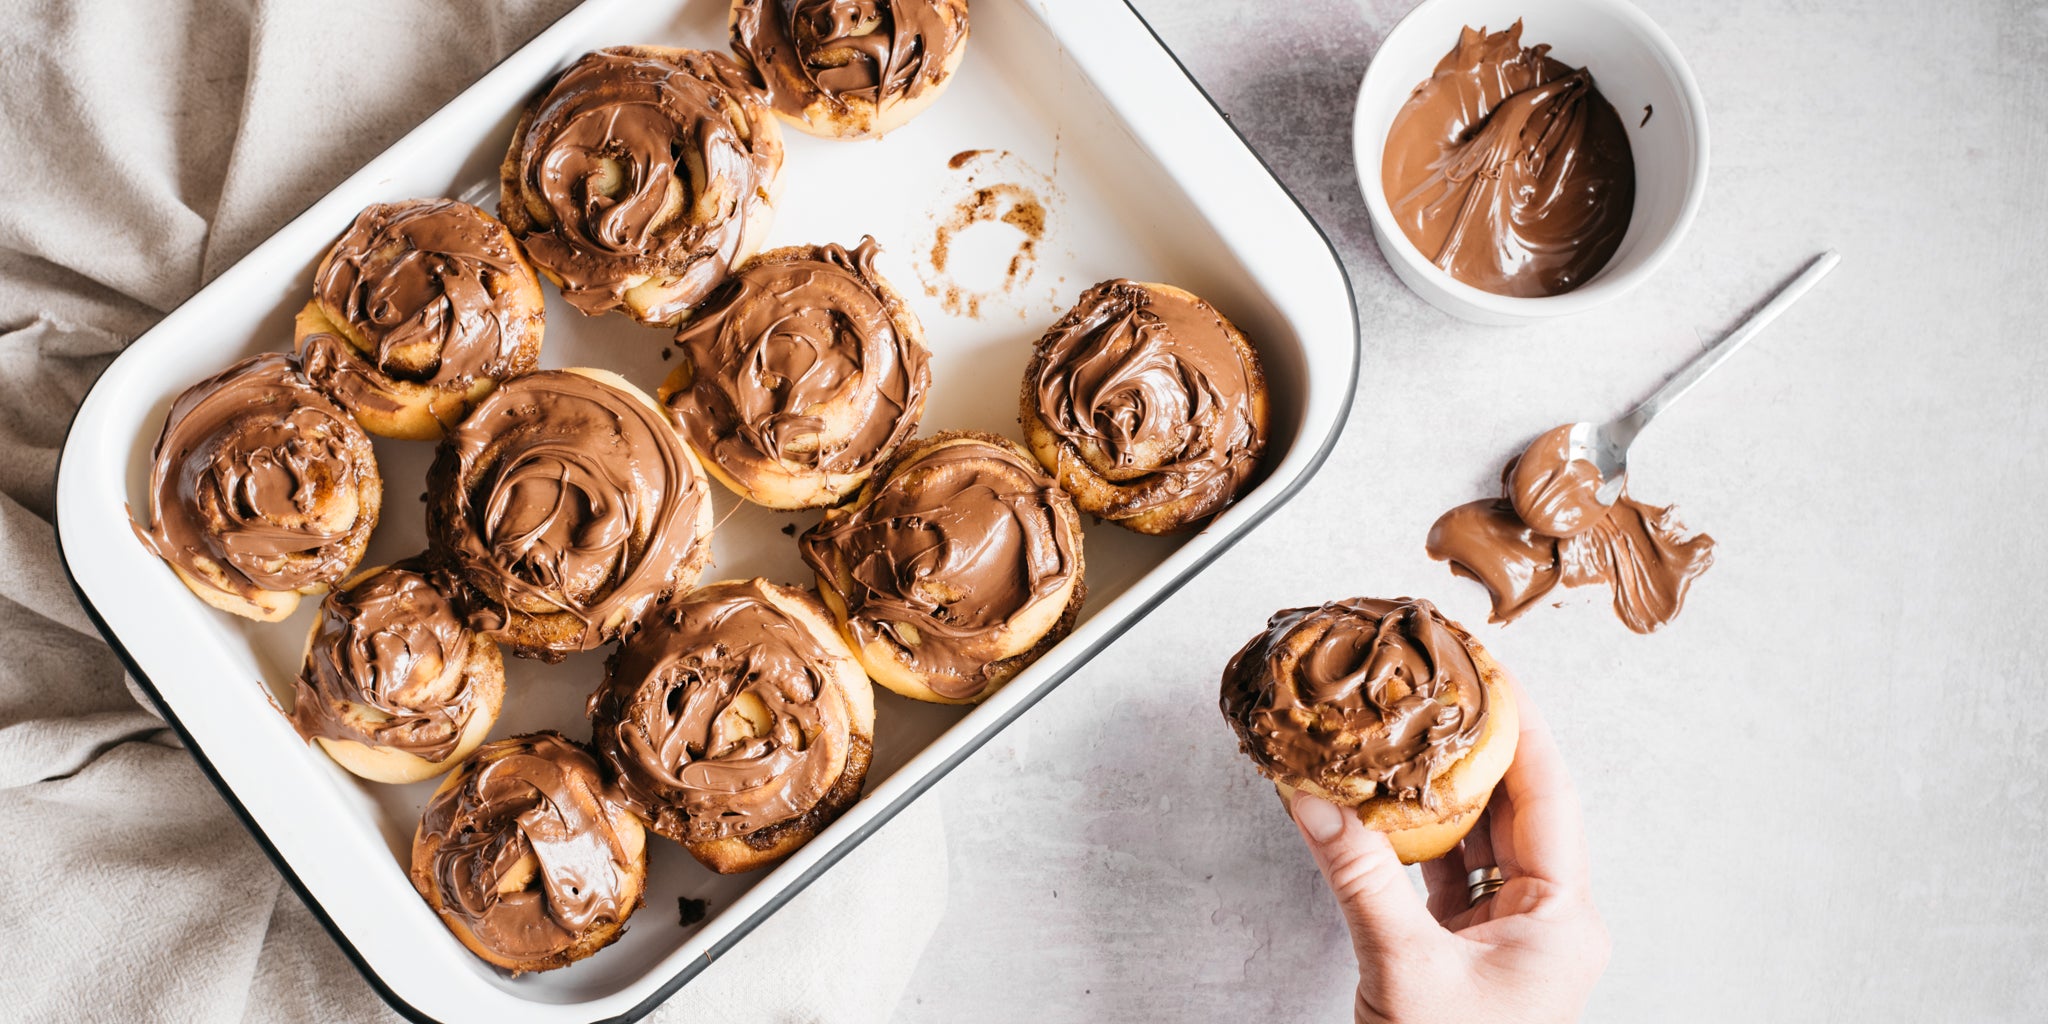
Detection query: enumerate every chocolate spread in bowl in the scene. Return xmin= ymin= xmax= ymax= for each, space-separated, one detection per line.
xmin=1381 ymin=21 xmax=1635 ymax=297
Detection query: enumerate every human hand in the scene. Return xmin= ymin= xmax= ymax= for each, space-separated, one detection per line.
xmin=1289 ymin=677 xmax=1610 ymax=1024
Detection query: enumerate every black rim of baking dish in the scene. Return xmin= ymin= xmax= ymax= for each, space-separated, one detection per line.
xmin=50 ymin=4 xmax=1361 ymax=1021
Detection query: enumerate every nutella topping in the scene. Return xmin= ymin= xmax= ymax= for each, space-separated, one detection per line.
xmin=415 ymin=733 xmax=636 ymax=964
xmin=298 ymin=332 xmax=413 ymax=421
xmin=1032 ymin=280 xmax=1264 ymax=521
xmin=1427 ymin=500 xmax=1560 ymax=624
xmin=289 ymin=562 xmax=479 ymax=761
xmin=590 ymin=580 xmax=853 ymax=842
xmin=1220 ymin=598 xmax=1488 ymax=808
xmin=799 ymin=438 xmax=1077 ymax=700
xmin=1382 ymin=21 xmax=1634 ymax=297
xmin=505 ymin=48 xmax=778 ymax=322
xmin=313 ymin=199 xmax=535 ymax=388
xmin=429 ymin=370 xmax=707 ymax=647
xmin=731 ymin=0 xmax=967 ymax=120
xmin=133 ymin=353 xmax=379 ymax=597
xmin=1506 ymin=423 xmax=1607 ymax=537
xmin=1427 ymin=425 xmax=1715 ymax=633
xmin=666 ymin=238 xmax=929 ymax=495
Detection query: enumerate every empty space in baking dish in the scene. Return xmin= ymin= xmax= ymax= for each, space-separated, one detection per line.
xmin=56 ymin=0 xmax=1349 ymax=1019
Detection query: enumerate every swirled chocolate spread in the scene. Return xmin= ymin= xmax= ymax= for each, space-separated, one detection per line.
xmin=1030 ymin=280 xmax=1265 ymax=524
xmin=1220 ymin=597 xmax=1488 ymax=808
xmin=298 ymin=332 xmax=412 ymax=423
xmin=591 ymin=579 xmax=854 ymax=842
xmin=502 ymin=47 xmax=779 ymax=323
xmin=132 ymin=353 xmax=380 ymax=598
xmin=1506 ymin=423 xmax=1607 ymax=537
xmin=731 ymin=0 xmax=968 ymax=122
xmin=666 ymin=238 xmax=929 ymax=497
xmin=289 ymin=562 xmax=481 ymax=761
xmin=312 ymin=199 xmax=538 ymax=388
xmin=428 ymin=370 xmax=707 ymax=649
xmin=1381 ymin=21 xmax=1634 ymax=297
xmin=413 ymin=732 xmax=637 ymax=968
xmin=799 ymin=437 xmax=1079 ymax=700
xmin=1426 ymin=424 xmax=1715 ymax=633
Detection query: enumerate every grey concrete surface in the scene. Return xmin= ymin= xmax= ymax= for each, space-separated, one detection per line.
xmin=893 ymin=1 xmax=2048 ymax=1021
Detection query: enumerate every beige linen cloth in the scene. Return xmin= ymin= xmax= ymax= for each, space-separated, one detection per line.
xmin=0 ymin=1 xmax=945 ymax=1020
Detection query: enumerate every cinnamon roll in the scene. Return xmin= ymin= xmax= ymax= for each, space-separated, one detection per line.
xmin=499 ymin=46 xmax=784 ymax=327
xmin=1220 ymin=597 xmax=1518 ymax=865
xmin=729 ymin=0 xmax=971 ymax=139
xmin=131 ymin=353 xmax=382 ymax=622
xmin=288 ymin=560 xmax=505 ymax=785
xmin=1021 ymin=280 xmax=1269 ymax=535
xmin=659 ymin=237 xmax=930 ymax=509
xmin=799 ymin=431 xmax=1085 ymax=704
xmin=411 ymin=732 xmax=648 ymax=974
xmin=426 ymin=368 xmax=714 ymax=661
xmin=294 ymin=198 xmax=545 ymax=440
xmin=589 ymin=578 xmax=875 ymax=874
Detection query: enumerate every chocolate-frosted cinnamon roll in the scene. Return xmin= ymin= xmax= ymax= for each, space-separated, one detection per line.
xmin=427 ymin=368 xmax=715 ymax=661
xmin=590 ymin=578 xmax=876 ymax=874
xmin=729 ymin=0 xmax=971 ymax=138
xmin=411 ymin=732 xmax=648 ymax=974
xmin=659 ymin=237 xmax=930 ymax=509
xmin=499 ymin=46 xmax=783 ymax=327
xmin=294 ymin=198 xmax=544 ymax=440
xmin=1022 ymin=280 xmax=1269 ymax=535
xmin=799 ymin=430 xmax=1085 ymax=704
xmin=1220 ymin=597 xmax=1518 ymax=864
xmin=288 ymin=560 xmax=506 ymax=785
xmin=131 ymin=352 xmax=382 ymax=622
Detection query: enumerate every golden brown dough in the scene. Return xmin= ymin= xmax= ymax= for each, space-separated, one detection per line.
xmin=1022 ymin=280 xmax=1269 ymax=535
xmin=427 ymin=368 xmax=714 ymax=661
xmin=295 ymin=198 xmax=544 ymax=440
xmin=659 ymin=237 xmax=930 ymax=509
xmin=410 ymin=732 xmax=648 ymax=974
xmin=799 ymin=431 xmax=1086 ymax=704
xmin=499 ymin=46 xmax=783 ymax=327
xmin=287 ymin=560 xmax=505 ymax=785
xmin=729 ymin=0 xmax=972 ymax=139
xmin=1220 ymin=597 xmax=1517 ymax=864
xmin=130 ymin=352 xmax=381 ymax=622
xmin=589 ymin=578 xmax=875 ymax=874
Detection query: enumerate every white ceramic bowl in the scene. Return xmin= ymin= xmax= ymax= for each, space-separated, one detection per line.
xmin=1353 ymin=0 xmax=1708 ymax=325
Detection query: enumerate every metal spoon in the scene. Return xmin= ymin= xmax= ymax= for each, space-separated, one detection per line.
xmin=1572 ymin=249 xmax=1842 ymax=504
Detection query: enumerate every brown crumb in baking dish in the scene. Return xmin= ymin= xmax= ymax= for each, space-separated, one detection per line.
xmin=678 ymin=897 xmax=708 ymax=926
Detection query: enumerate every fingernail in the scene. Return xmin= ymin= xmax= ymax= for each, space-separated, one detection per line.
xmin=1291 ymin=792 xmax=1345 ymax=844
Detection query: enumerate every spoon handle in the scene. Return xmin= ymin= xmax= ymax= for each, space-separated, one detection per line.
xmin=1612 ymin=249 xmax=1841 ymax=443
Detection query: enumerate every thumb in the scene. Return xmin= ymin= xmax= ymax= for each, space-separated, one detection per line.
xmin=1290 ymin=791 xmax=1441 ymax=960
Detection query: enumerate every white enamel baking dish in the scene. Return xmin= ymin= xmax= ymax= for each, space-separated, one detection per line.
xmin=53 ymin=0 xmax=1357 ymax=1020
